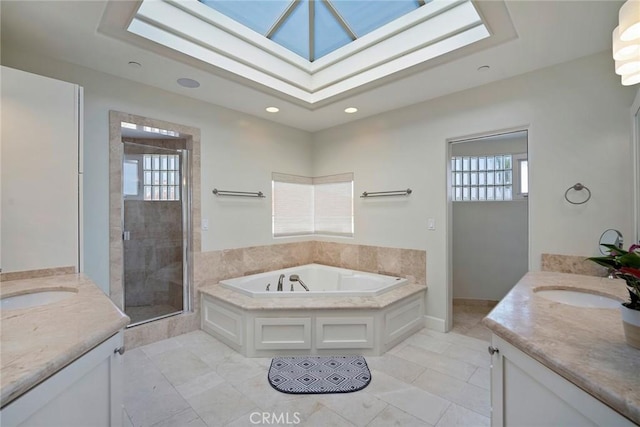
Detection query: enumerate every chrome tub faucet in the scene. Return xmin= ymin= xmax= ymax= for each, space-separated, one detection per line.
xmin=289 ymin=274 xmax=309 ymax=291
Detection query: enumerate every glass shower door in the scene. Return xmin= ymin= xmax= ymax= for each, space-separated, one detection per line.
xmin=122 ymin=142 xmax=185 ymax=325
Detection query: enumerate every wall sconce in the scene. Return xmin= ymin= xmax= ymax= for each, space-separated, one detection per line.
xmin=613 ymin=0 xmax=640 ymax=86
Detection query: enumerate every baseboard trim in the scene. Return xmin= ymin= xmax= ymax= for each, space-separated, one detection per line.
xmin=453 ymin=298 xmax=498 ymax=307
xmin=424 ymin=315 xmax=446 ymax=332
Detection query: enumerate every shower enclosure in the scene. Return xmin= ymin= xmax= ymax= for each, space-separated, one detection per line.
xmin=122 ymin=139 xmax=191 ymax=326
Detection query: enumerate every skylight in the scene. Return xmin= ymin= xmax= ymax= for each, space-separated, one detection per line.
xmin=127 ymin=0 xmax=490 ymax=106
xmin=199 ymin=0 xmax=425 ymax=62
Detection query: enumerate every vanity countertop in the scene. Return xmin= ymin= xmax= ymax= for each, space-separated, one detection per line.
xmin=0 ymin=274 xmax=130 ymax=407
xmin=483 ymin=271 xmax=640 ymax=424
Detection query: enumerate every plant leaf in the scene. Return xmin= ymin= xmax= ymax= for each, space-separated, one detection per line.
xmin=586 ymin=256 xmax=618 ymax=269
xmin=629 ymin=288 xmax=639 ymax=306
xmin=618 ymin=252 xmax=640 ymax=268
xmin=600 ymin=244 xmax=628 ymax=255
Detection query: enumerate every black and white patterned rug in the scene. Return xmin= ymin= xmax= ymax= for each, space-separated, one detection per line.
xmin=268 ymin=356 xmax=371 ymax=394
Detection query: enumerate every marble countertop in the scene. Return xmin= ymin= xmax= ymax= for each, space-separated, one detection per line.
xmin=483 ymin=271 xmax=640 ymax=424
xmin=199 ymin=281 xmax=427 ymax=311
xmin=0 ymin=274 xmax=130 ymax=407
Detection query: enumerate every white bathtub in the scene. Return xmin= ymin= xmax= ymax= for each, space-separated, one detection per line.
xmin=219 ymin=264 xmax=407 ymax=298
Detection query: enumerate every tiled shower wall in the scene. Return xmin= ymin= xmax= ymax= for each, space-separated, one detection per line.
xmin=123 ymin=200 xmax=183 ymax=310
xmin=126 ymin=241 xmax=426 ymax=348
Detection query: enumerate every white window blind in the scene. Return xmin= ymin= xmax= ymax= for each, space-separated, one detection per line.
xmin=272 ymin=172 xmax=353 ymax=237
xmin=272 ymin=174 xmax=313 ymax=237
xmin=314 ymin=174 xmax=354 ymax=237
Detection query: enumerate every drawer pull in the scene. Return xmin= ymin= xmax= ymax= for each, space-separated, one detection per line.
xmin=488 ymin=346 xmax=499 ymax=355
xmin=114 ymin=346 xmax=125 ymax=355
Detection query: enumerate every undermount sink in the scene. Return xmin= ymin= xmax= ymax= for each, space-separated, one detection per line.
xmin=1 ymin=289 xmax=77 ymax=310
xmin=534 ymin=288 xmax=620 ymax=309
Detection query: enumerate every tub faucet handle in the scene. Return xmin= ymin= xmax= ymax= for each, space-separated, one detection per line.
xmin=266 ymin=283 xmax=270 ymax=291
xmin=289 ymin=274 xmax=310 ymax=291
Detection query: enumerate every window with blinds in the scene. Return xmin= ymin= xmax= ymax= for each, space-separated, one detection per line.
xmin=272 ymin=172 xmax=354 ymax=237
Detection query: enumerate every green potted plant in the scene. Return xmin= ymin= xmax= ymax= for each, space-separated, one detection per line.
xmin=588 ymin=244 xmax=640 ymax=349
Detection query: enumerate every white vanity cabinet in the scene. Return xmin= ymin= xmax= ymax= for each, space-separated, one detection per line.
xmin=0 ymin=332 xmax=124 ymax=427
xmin=0 ymin=66 xmax=83 ymax=274
xmin=489 ymin=334 xmax=635 ymax=427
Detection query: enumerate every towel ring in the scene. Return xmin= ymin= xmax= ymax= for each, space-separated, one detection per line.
xmin=564 ymin=183 xmax=591 ymax=205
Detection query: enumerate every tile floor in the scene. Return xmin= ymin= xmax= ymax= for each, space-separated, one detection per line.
xmin=123 ymin=308 xmax=493 ymax=427
xmin=451 ymin=305 xmax=494 ymax=342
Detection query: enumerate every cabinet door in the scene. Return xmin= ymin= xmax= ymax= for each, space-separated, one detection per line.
xmin=1 ymin=66 xmax=80 ymax=274
xmin=489 ymin=335 xmax=503 ymax=427
xmin=0 ymin=332 xmax=124 ymax=427
xmin=489 ymin=334 xmax=635 ymax=427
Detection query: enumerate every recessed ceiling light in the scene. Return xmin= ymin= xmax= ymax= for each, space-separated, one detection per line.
xmin=128 ymin=61 xmax=142 ymax=68
xmin=477 ymin=65 xmax=491 ymax=72
xmin=266 ymin=107 xmax=280 ymax=113
xmin=344 ymin=107 xmax=358 ymax=114
xmin=177 ymin=78 xmax=200 ymax=88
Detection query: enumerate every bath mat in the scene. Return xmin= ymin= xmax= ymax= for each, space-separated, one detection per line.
xmin=268 ymin=355 xmax=371 ymax=394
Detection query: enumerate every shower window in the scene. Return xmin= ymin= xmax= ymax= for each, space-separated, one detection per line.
xmin=451 ymin=153 xmax=527 ymax=201
xmin=123 ymin=159 xmax=140 ymax=196
xmin=143 ymin=154 xmax=181 ymax=201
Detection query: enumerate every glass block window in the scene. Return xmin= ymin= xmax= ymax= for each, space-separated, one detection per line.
xmin=143 ymin=154 xmax=181 ymax=201
xmin=451 ymin=154 xmax=513 ymax=201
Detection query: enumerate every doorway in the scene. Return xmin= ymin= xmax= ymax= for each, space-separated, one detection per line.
xmin=448 ymin=130 xmax=529 ymax=339
xmin=108 ymin=111 xmax=201 ymax=332
xmin=122 ymin=140 xmax=189 ymax=325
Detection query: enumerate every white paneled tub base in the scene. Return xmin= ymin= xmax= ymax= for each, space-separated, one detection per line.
xmin=201 ymin=266 xmax=426 ymax=357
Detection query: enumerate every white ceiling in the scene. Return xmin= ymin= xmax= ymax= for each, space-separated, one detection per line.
xmin=0 ymin=0 xmax=622 ymax=132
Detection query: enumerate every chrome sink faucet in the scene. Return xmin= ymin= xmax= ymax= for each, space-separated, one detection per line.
xmin=277 ymin=274 xmax=285 ymax=291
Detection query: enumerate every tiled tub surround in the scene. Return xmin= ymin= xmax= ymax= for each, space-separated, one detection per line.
xmin=0 ymin=274 xmax=130 ymax=406
xmin=126 ymin=241 xmax=426 ymax=349
xmin=483 ymin=271 xmax=640 ymax=424
xmin=194 ymin=241 xmax=426 ymax=286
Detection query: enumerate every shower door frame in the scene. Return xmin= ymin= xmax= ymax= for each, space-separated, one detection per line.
xmin=121 ymin=141 xmax=191 ymax=326
xmin=108 ymin=111 xmax=201 ymax=323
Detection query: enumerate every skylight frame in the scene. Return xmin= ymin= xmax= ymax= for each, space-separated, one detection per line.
xmin=202 ymin=0 xmax=417 ymax=63
xmin=128 ymin=0 xmax=490 ymax=105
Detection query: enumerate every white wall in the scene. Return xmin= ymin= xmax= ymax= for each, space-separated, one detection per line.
xmin=451 ymin=134 xmax=528 ymax=301
xmin=312 ymin=52 xmax=636 ymax=329
xmin=2 ymin=48 xmax=636 ymax=329
xmin=1 ymin=49 xmax=313 ymax=293
xmin=452 ymin=201 xmax=528 ymax=301
xmin=1 ymin=66 xmax=79 ymax=273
